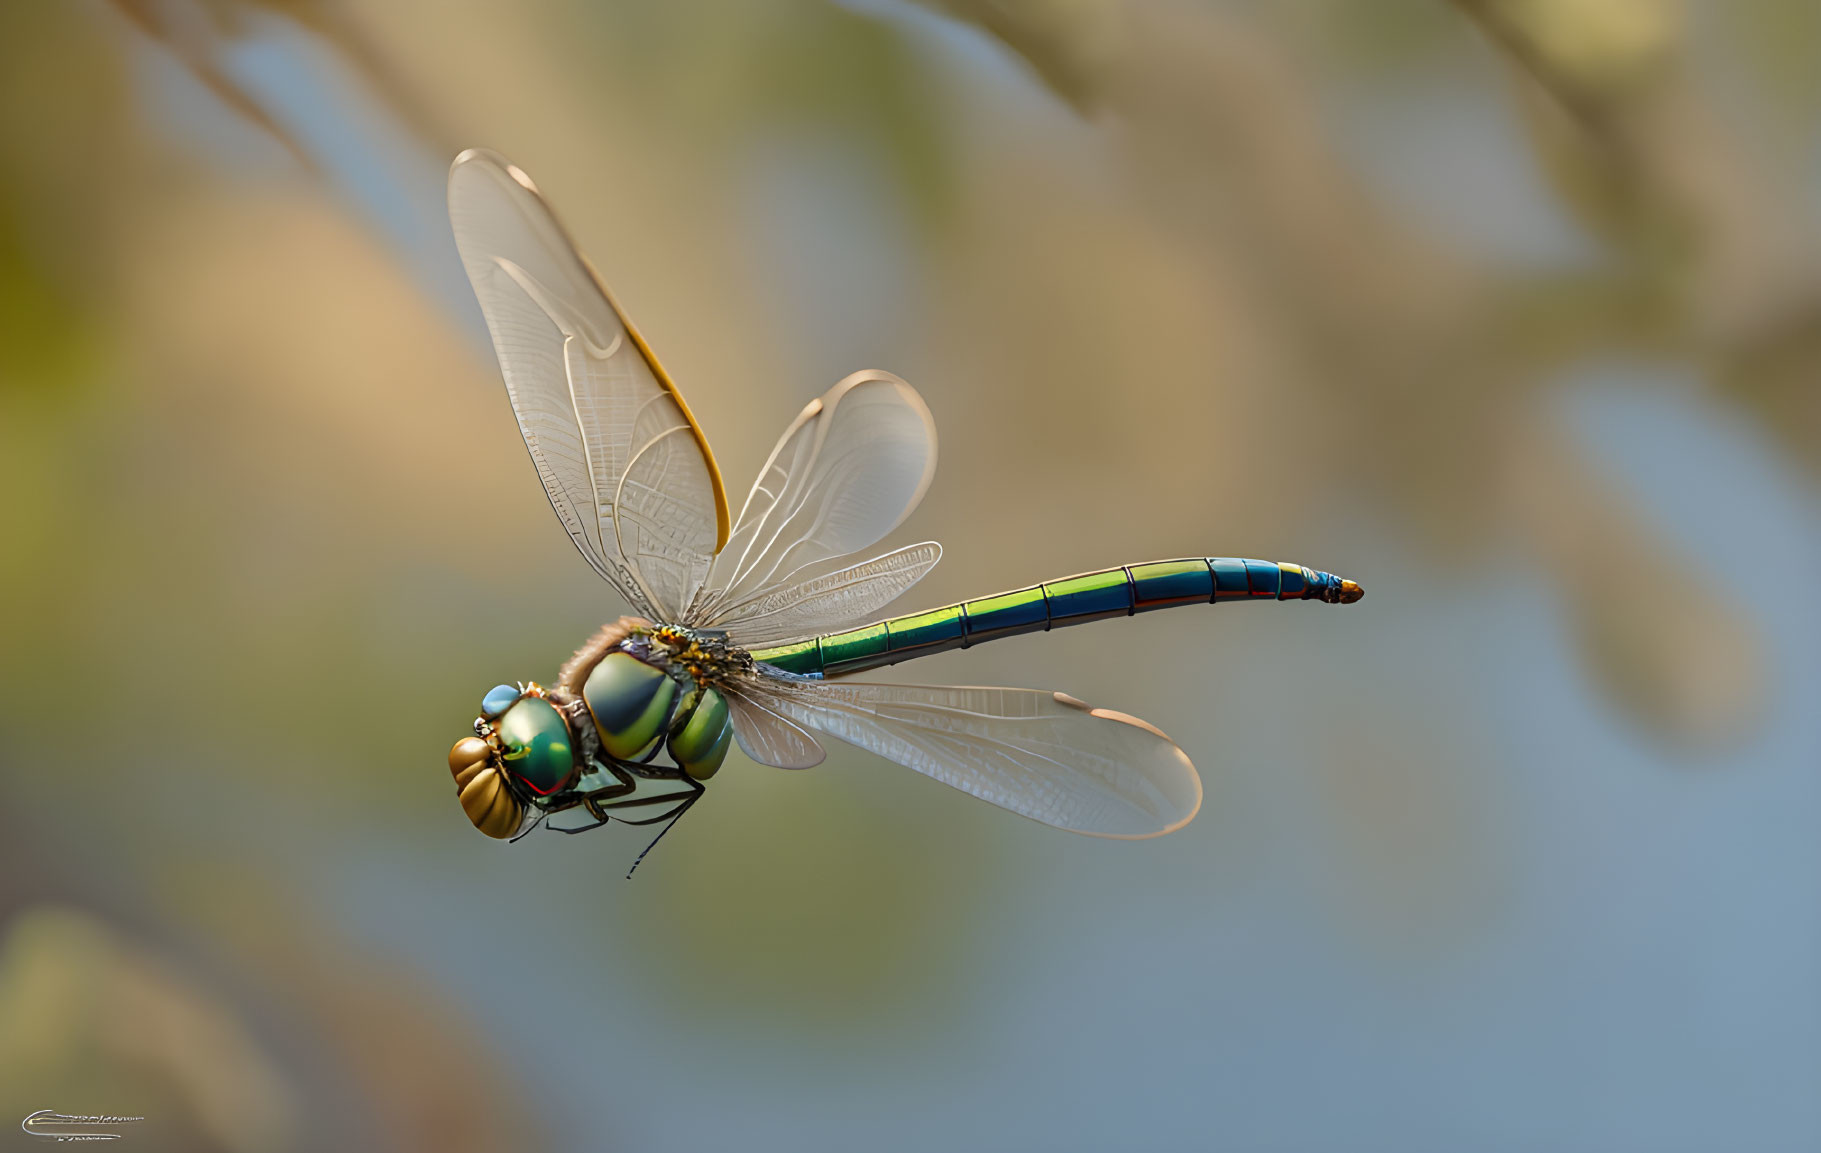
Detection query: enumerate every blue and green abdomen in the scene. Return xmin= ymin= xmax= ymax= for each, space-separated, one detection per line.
xmin=751 ymin=556 xmax=1359 ymax=677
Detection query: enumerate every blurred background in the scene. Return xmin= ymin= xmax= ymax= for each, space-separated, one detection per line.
xmin=1 ymin=1 xmax=1817 ymax=1150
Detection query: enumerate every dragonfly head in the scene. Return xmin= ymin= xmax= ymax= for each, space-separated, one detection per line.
xmin=448 ymin=683 xmax=583 ymax=839
xmin=1337 ymin=579 xmax=1364 ymax=604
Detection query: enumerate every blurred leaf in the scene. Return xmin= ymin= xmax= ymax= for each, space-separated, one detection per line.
xmin=159 ymin=866 xmax=551 ymax=1153
xmin=0 ymin=197 xmax=105 ymax=396
xmin=1467 ymin=0 xmax=1679 ymax=94
xmin=1510 ymin=413 xmax=1765 ymax=748
xmin=916 ymin=0 xmax=1128 ymax=111
xmin=0 ymin=905 xmax=298 ymax=1153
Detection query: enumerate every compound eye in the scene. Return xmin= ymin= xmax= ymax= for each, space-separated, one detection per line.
xmin=494 ymin=697 xmax=579 ymax=796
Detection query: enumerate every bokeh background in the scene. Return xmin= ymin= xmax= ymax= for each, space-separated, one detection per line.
xmin=2 ymin=1 xmax=1818 ymax=1150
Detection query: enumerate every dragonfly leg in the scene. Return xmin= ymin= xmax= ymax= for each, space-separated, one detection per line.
xmin=600 ymin=800 xmax=693 ymax=825
xmin=535 ymin=790 xmax=608 ymax=835
xmin=622 ymin=778 xmax=704 ymax=879
xmin=541 ymin=760 xmax=704 ymax=860
xmin=537 ymin=756 xmax=637 ymax=834
xmin=547 ymin=808 xmax=610 ymax=835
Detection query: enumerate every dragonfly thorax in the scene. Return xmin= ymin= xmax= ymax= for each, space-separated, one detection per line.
xmin=626 ymin=623 xmax=755 ymax=685
xmin=574 ymin=623 xmax=740 ymax=775
xmin=549 ymin=621 xmax=735 ymax=768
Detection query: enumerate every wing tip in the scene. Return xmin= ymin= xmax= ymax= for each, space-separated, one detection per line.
xmin=450 ymin=147 xmax=538 ymax=191
xmin=1051 ymin=692 xmax=1204 ymax=839
xmin=1050 ymin=692 xmax=1171 ymax=743
xmin=827 ymin=370 xmax=935 ymax=429
xmin=1080 ymin=752 xmax=1203 ymax=839
xmin=819 ymin=369 xmax=939 ymax=530
xmin=1136 ymin=749 xmax=1204 ymax=838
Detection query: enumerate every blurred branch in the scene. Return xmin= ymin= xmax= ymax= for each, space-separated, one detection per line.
xmin=916 ymin=0 xmax=1474 ymax=356
xmin=1449 ymin=0 xmax=1821 ymax=453
xmin=239 ymin=0 xmax=461 ymax=154
xmin=102 ymin=0 xmax=478 ymax=332
xmin=1444 ymin=0 xmax=1656 ymax=139
xmin=1507 ymin=411 xmax=1766 ymax=747
xmin=108 ymin=0 xmax=316 ymax=169
xmin=915 ymin=0 xmax=1127 ymax=111
xmin=107 ymin=0 xmax=458 ymax=169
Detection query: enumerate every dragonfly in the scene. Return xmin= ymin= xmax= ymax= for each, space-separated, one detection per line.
xmin=442 ymin=149 xmax=1362 ymax=872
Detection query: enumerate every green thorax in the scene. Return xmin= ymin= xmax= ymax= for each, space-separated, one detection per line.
xmin=575 ymin=627 xmax=740 ymax=779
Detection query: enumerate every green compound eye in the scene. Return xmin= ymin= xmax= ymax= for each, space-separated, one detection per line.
xmin=494 ymin=696 xmax=578 ymax=796
xmin=669 ymin=687 xmax=731 ymax=780
xmin=584 ymin=651 xmax=679 ymax=761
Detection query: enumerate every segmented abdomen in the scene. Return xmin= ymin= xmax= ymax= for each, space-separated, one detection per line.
xmin=750 ymin=557 xmax=1361 ymax=678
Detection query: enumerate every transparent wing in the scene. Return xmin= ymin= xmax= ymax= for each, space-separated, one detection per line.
xmin=722 ymin=683 xmax=826 ymax=769
xmin=448 ymin=149 xmax=728 ymax=618
xmin=706 ymin=542 xmax=941 ymax=647
xmin=687 ymin=371 xmax=936 ymax=624
xmin=733 ymin=675 xmax=1203 ymax=838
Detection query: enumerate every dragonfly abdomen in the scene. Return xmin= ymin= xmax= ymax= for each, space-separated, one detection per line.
xmin=751 ymin=558 xmax=1362 ymax=678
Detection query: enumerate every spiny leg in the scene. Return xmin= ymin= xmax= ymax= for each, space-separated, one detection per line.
xmin=620 ymin=774 xmax=705 ymax=879
xmin=624 ymin=793 xmax=700 ymax=879
xmin=541 ymin=759 xmax=640 ymax=835
xmin=590 ymin=790 xmax=698 ymax=819
xmin=547 ymin=802 xmax=611 ymax=835
xmin=538 ymin=761 xmax=705 ymax=871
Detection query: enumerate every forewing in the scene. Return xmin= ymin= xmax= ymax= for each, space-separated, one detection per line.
xmin=690 ymin=372 xmax=935 ymax=622
xmin=612 ymin=417 xmax=718 ymax=615
xmin=448 ymin=149 xmax=728 ymax=617
xmin=708 ymin=542 xmax=941 ymax=647
xmin=736 ymin=676 xmax=1203 ymax=838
